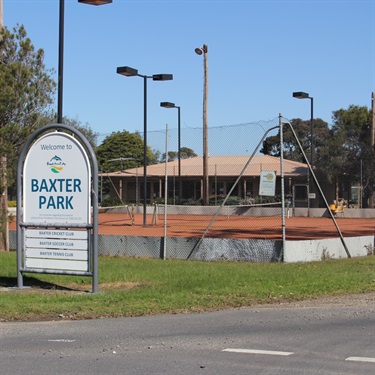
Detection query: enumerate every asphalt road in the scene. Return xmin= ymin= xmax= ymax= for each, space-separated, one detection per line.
xmin=1 ymin=301 xmax=374 ymax=375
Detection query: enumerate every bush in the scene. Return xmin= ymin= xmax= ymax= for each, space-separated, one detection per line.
xmin=8 ymin=201 xmax=16 ymax=208
xmin=100 ymin=197 xmax=123 ymax=207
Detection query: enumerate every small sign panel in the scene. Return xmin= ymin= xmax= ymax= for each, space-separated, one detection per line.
xmin=24 ymin=229 xmax=89 ymax=271
xmin=259 ymin=170 xmax=276 ymax=196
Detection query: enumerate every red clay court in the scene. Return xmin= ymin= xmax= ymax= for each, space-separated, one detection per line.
xmin=9 ymin=213 xmax=374 ymax=240
xmin=95 ymin=213 xmax=374 ymax=240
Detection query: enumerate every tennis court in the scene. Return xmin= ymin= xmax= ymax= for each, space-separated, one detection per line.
xmin=97 ymin=212 xmax=374 ymax=240
xmin=8 ymin=211 xmax=374 ymax=240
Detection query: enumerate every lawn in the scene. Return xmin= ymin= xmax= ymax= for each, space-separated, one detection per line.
xmin=1 ymin=251 xmax=374 ymax=321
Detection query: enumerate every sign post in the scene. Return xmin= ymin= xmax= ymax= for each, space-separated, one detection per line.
xmin=16 ymin=124 xmax=99 ymax=293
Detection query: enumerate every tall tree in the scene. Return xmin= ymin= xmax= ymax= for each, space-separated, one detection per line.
xmin=0 ymin=24 xmax=55 ymax=249
xmin=96 ymin=131 xmax=158 ymax=205
xmin=329 ymin=105 xmax=373 ymax=207
xmin=96 ymin=130 xmax=157 ymax=172
xmin=62 ymin=116 xmax=99 ymax=150
xmin=0 ymin=25 xmax=55 ymax=153
xmin=260 ymin=118 xmax=330 ymax=164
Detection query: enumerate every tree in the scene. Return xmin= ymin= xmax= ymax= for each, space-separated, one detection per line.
xmin=0 ymin=24 xmax=55 ymax=249
xmin=261 ymin=107 xmax=374 ymax=208
xmin=328 ymin=105 xmax=373 ymax=207
xmin=62 ymin=116 xmax=99 ymax=150
xmin=180 ymin=147 xmax=197 ymax=159
xmin=0 ymin=25 xmax=55 ymax=190
xmin=161 ymin=147 xmax=197 ymax=162
xmin=96 ymin=130 xmax=159 ymax=205
xmin=260 ymin=118 xmax=330 ymax=164
xmin=0 ymin=25 xmax=55 ymax=153
xmin=96 ymin=130 xmax=158 ymax=172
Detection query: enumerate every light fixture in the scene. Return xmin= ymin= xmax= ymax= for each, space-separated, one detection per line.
xmin=78 ymin=0 xmax=112 ymax=5
xmin=116 ymin=66 xmax=138 ymax=77
xmin=160 ymin=101 xmax=176 ymax=108
xmin=293 ymin=91 xmax=309 ymax=99
xmin=153 ymin=74 xmax=173 ymax=81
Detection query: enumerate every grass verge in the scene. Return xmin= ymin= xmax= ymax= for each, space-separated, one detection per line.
xmin=1 ymin=251 xmax=374 ymax=321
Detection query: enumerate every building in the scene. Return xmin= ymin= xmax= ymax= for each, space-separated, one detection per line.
xmin=100 ymin=155 xmax=309 ymax=206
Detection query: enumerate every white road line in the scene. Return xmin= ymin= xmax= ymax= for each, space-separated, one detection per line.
xmin=345 ymin=356 xmax=375 ymax=363
xmin=223 ymin=348 xmax=294 ymax=356
xmin=48 ymin=339 xmax=76 ymax=343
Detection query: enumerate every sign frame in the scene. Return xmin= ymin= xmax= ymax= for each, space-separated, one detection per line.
xmin=16 ymin=124 xmax=99 ymax=293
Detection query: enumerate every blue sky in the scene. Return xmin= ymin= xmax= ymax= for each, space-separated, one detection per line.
xmin=3 ymin=0 xmax=375 ymax=155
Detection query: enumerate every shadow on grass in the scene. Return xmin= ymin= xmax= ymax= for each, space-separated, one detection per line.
xmin=0 ymin=276 xmax=81 ymax=291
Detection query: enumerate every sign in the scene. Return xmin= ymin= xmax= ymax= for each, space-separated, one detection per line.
xmin=259 ymin=170 xmax=276 ymax=196
xmin=17 ymin=124 xmax=99 ymax=292
xmin=24 ymin=229 xmax=89 ymax=272
xmin=23 ymin=132 xmax=91 ymax=225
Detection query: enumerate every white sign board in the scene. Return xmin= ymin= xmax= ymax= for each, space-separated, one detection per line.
xmin=24 ymin=229 xmax=89 ymax=272
xmin=259 ymin=170 xmax=276 ymax=196
xmin=23 ymin=132 xmax=91 ymax=225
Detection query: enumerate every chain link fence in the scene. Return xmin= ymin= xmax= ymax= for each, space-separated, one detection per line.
xmin=95 ymin=117 xmax=333 ymax=261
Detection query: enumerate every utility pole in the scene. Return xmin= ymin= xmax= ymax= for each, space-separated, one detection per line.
xmin=372 ymin=92 xmax=375 ymax=150
xmin=0 ymin=0 xmax=9 ymax=251
xmin=370 ymin=92 xmax=375 ymax=208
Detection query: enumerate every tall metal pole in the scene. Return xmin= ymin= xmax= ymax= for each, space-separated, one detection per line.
xmin=310 ymin=97 xmax=314 ymax=169
xmin=309 ymin=96 xmax=314 ymax=209
xmin=58 ymin=0 xmax=64 ymax=123
xmin=143 ymin=76 xmax=148 ymax=225
xmin=177 ymin=106 xmax=182 ymax=203
xmin=202 ymin=44 xmax=209 ymax=205
xmin=279 ymin=114 xmax=286 ymax=261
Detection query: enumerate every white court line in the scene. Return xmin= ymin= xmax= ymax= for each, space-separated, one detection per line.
xmin=346 ymin=356 xmax=375 ymax=363
xmin=223 ymin=348 xmax=293 ymax=356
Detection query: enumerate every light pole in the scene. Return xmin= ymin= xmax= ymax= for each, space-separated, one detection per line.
xmin=116 ymin=66 xmax=173 ymax=225
xmin=293 ymin=91 xmax=314 ymax=209
xmin=160 ymin=101 xmax=182 ymax=203
xmin=292 ymin=92 xmax=314 ymax=167
xmin=58 ymin=0 xmax=112 ymax=123
xmin=195 ymin=44 xmax=209 ymax=205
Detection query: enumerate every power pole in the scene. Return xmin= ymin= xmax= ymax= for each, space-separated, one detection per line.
xmin=370 ymin=92 xmax=375 ymax=208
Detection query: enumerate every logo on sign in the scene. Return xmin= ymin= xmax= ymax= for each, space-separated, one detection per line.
xmin=47 ymin=155 xmax=66 ymax=174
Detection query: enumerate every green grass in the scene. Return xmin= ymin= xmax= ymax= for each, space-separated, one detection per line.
xmin=1 ymin=251 xmax=375 ymax=321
